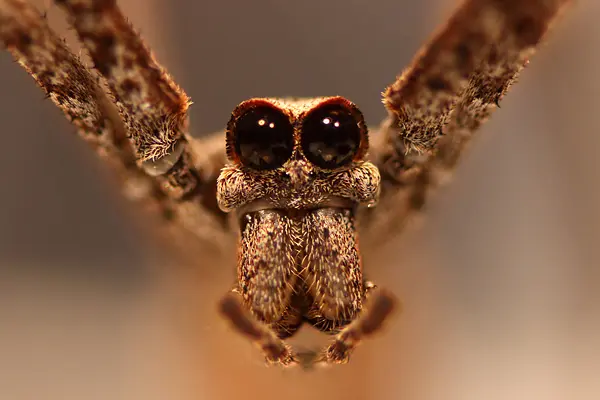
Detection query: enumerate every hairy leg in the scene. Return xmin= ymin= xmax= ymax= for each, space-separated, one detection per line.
xmin=1 ymin=0 xmax=231 ymax=252
xmin=366 ymin=0 xmax=573 ymax=244
xmin=318 ymin=286 xmax=397 ymax=365
xmin=218 ymin=291 xmax=299 ymax=367
xmin=301 ymin=208 xmax=364 ymax=325
xmin=237 ymin=210 xmax=300 ymax=325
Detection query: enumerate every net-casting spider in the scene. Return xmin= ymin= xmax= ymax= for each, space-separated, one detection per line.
xmin=0 ymin=0 xmax=573 ymax=368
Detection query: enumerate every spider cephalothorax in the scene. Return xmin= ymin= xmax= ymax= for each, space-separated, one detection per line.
xmin=216 ymin=97 xmax=387 ymax=365
xmin=218 ymin=96 xmax=379 ymax=211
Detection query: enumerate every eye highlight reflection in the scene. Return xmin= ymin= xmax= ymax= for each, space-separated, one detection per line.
xmin=230 ymin=106 xmax=294 ymax=170
xmin=300 ymin=103 xmax=364 ymax=169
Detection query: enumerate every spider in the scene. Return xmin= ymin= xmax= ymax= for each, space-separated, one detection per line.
xmin=0 ymin=0 xmax=572 ymax=368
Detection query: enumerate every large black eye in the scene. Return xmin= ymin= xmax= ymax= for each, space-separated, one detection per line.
xmin=233 ymin=106 xmax=294 ymax=170
xmin=301 ymin=104 xmax=363 ymax=169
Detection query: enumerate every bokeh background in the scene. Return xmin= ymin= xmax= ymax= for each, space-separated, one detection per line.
xmin=1 ymin=0 xmax=599 ymax=399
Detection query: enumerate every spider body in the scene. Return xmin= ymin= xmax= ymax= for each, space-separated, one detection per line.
xmin=216 ymin=97 xmax=382 ymax=364
xmin=0 ymin=0 xmax=572 ymax=368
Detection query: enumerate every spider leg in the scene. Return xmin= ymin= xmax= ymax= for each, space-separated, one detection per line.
xmin=366 ymin=0 xmax=573 ymax=244
xmin=54 ymin=0 xmax=231 ymax=244
xmin=1 ymin=0 xmax=231 ymax=252
xmin=316 ymin=285 xmax=397 ymax=365
xmin=54 ymin=0 xmax=226 ymax=190
xmin=53 ymin=0 xmax=192 ymax=185
xmin=0 ymin=0 xmax=162 ymax=210
xmin=218 ymin=291 xmax=299 ymax=367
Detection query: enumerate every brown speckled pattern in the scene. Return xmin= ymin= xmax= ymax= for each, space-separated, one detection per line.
xmin=0 ymin=0 xmax=231 ymax=247
xmin=367 ymin=0 xmax=573 ymax=243
xmin=302 ymin=208 xmax=363 ymax=327
xmin=54 ymin=0 xmax=206 ymax=200
xmin=55 ymin=0 xmax=190 ymax=162
xmin=237 ymin=207 xmax=364 ymax=339
xmin=1 ymin=0 xmax=573 ymax=367
xmin=238 ymin=210 xmax=299 ymax=325
xmin=218 ymin=97 xmax=380 ymax=212
xmin=218 ymin=160 xmax=380 ymax=212
xmin=382 ymin=0 xmax=571 ymax=156
xmin=220 ymin=98 xmax=379 ymax=341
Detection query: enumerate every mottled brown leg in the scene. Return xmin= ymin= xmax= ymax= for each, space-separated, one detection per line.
xmin=0 ymin=0 xmax=168 ymax=217
xmin=1 ymin=0 xmax=229 ymax=250
xmin=318 ymin=287 xmax=397 ymax=365
xmin=54 ymin=0 xmax=226 ymax=214
xmin=218 ymin=291 xmax=298 ymax=367
xmin=366 ymin=0 xmax=573 ymax=244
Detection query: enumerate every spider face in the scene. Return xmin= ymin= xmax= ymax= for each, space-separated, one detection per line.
xmin=217 ymin=97 xmax=380 ymax=213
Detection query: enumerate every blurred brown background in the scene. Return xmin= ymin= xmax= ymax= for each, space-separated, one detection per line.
xmin=1 ymin=0 xmax=599 ymax=399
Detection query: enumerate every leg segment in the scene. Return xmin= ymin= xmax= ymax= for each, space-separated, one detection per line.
xmin=319 ymin=286 xmax=397 ymax=364
xmin=221 ymin=209 xmax=304 ymax=365
xmin=1 ymin=0 xmax=229 ymax=250
xmin=0 ymin=0 xmax=163 ymax=210
xmin=366 ymin=0 xmax=573 ymax=244
xmin=381 ymin=0 xmax=572 ymax=158
xmin=219 ymin=292 xmax=298 ymax=367
xmin=54 ymin=0 xmax=203 ymax=198
xmin=301 ymin=208 xmax=363 ymax=328
xmin=238 ymin=210 xmax=300 ymax=327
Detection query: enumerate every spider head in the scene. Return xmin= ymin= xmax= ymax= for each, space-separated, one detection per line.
xmin=217 ymin=96 xmax=380 ymax=212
